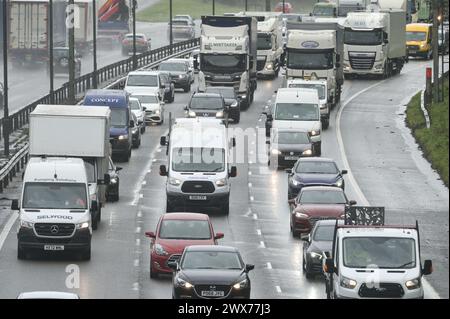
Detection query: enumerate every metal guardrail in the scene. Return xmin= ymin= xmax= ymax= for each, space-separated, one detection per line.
xmin=0 ymin=38 xmax=200 ymax=193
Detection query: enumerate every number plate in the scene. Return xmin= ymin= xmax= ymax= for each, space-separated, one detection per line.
xmin=25 ymin=55 xmax=32 ymax=61
xmin=201 ymin=290 xmax=224 ymax=297
xmin=189 ymin=195 xmax=207 ymax=201
xmin=44 ymin=245 xmax=64 ymax=251
xmin=284 ymin=156 xmax=299 ymax=161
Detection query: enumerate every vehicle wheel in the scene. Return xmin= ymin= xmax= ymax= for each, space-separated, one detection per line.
xmin=322 ymin=119 xmax=329 ymax=130
xmin=184 ymin=84 xmax=191 ymax=93
xmin=81 ymin=246 xmax=91 ymax=261
xmin=150 ymin=266 xmax=158 ymax=279
xmin=92 ymin=215 xmax=98 ymax=230
xmin=166 ymin=201 xmax=174 ymax=213
xmin=222 ymin=201 xmax=230 ymax=215
xmin=302 ymin=256 xmax=307 ymax=271
xmin=315 ymin=144 xmax=321 ymax=157
xmin=17 ymin=245 xmax=26 ymax=260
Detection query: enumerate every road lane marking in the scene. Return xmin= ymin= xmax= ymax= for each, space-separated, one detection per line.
xmin=257 ymin=229 xmax=262 ymax=236
xmin=275 ymin=286 xmax=282 ymax=293
xmin=250 ymin=196 xmax=254 ymax=201
xmin=248 ymin=182 xmax=253 ymax=188
xmin=0 ymin=213 xmax=18 ymax=252
xmin=136 ymin=239 xmax=141 ymax=246
xmin=259 ymin=241 xmax=266 ymax=248
xmin=267 ymin=262 xmax=272 ymax=269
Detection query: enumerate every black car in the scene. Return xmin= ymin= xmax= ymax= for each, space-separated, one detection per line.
xmin=106 ymin=157 xmax=122 ymax=202
xmin=159 ymin=59 xmax=193 ymax=92
xmin=268 ymin=129 xmax=314 ymax=169
xmin=303 ymin=219 xmax=343 ymax=278
xmin=169 ymin=245 xmax=254 ymax=299
xmin=50 ymin=47 xmax=81 ymax=78
xmin=158 ymin=71 xmax=175 ymax=103
xmin=185 ymin=93 xmax=227 ymax=119
xmin=205 ymin=86 xmax=241 ymax=123
xmin=130 ymin=112 xmax=141 ymax=148
xmin=287 ymin=158 xmax=347 ymax=200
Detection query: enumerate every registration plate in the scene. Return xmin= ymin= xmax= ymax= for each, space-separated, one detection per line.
xmin=189 ymin=195 xmax=207 ymax=200
xmin=25 ymin=55 xmax=32 ymax=61
xmin=201 ymin=290 xmax=224 ymax=297
xmin=44 ymin=245 xmax=64 ymax=251
xmin=409 ymin=50 xmax=417 ymax=54
xmin=284 ymin=156 xmax=299 ymax=161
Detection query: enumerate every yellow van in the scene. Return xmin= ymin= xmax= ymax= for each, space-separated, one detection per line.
xmin=406 ymin=23 xmax=433 ymax=59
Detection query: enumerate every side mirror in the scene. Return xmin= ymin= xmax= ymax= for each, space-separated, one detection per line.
xmin=288 ymin=198 xmax=296 ymax=205
xmin=91 ymin=200 xmax=98 ymax=211
xmin=103 ymin=174 xmax=111 ymax=185
xmin=129 ymin=120 xmax=135 ymax=128
xmin=341 ymin=170 xmax=348 ymax=175
xmin=262 ymin=112 xmax=268 ymax=116
xmin=324 ymin=258 xmax=334 ymax=274
xmin=160 ymin=136 xmax=167 ymax=146
xmin=167 ymin=261 xmax=178 ymax=271
xmin=184 ymin=106 xmax=189 ymax=111
xmin=245 ymin=264 xmax=255 ymax=272
xmin=309 ymin=12 xmax=313 ymax=16
xmin=349 ymin=200 xmax=357 ymax=206
xmin=267 ymin=114 xmax=273 ymax=121
xmin=384 ymin=38 xmax=389 ymax=44
xmin=285 ymin=168 xmax=292 ymax=174
xmin=230 ymin=166 xmax=237 ymax=178
xmin=274 ymin=90 xmax=278 ymax=94
xmin=423 ymin=260 xmax=433 ymax=275
xmin=142 ymin=106 xmax=147 ymax=111
xmin=214 ymin=232 xmax=224 ymax=240
xmin=159 ymin=165 xmax=168 ymax=177
xmin=145 ymin=231 xmax=156 ymax=238
xmin=335 ymin=62 xmax=341 ymax=68
xmin=161 ymin=102 xmax=166 ymax=106
xmin=11 ymin=199 xmax=19 ymax=211
xmin=116 ymin=166 xmax=123 ymax=172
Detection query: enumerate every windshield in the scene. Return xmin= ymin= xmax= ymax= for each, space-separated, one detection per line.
xmin=190 ymin=97 xmax=223 ymax=110
xmin=258 ymin=33 xmax=272 ymax=50
xmin=159 ymin=220 xmax=211 ymax=240
xmin=126 ymin=74 xmax=158 ymax=87
xmin=275 ymin=132 xmax=310 ymax=144
xmin=313 ymin=5 xmax=335 ymax=16
xmin=23 ymin=182 xmax=87 ymax=210
xmin=343 ymin=237 xmax=416 ymax=269
xmin=172 ymin=147 xmax=225 ymax=172
xmin=300 ymin=190 xmax=347 ymax=204
xmin=406 ymin=31 xmax=427 ymax=42
xmin=132 ymin=95 xmax=158 ymax=104
xmin=338 ymin=5 xmax=363 ymax=17
xmin=206 ymin=88 xmax=235 ymax=99
xmin=313 ymin=225 xmax=335 ymax=241
xmin=274 ymin=103 xmax=319 ymax=121
xmin=288 ymin=83 xmax=326 ymax=99
xmin=344 ymin=29 xmax=383 ymax=45
xmin=159 ymin=63 xmax=186 ymax=72
xmin=296 ymin=161 xmax=338 ymax=174
xmin=287 ymin=49 xmax=333 ymax=70
xmin=201 ymin=54 xmax=247 ymax=73
xmin=83 ymin=159 xmax=96 ymax=183
xmin=111 ymin=108 xmax=128 ymax=127
xmin=182 ymin=251 xmax=242 ymax=270
xmin=129 ymin=99 xmax=141 ymax=110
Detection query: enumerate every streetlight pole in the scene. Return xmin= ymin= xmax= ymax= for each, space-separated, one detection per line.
xmin=92 ymin=0 xmax=98 ymax=88
xmin=283 ymin=0 xmax=286 ymax=13
xmin=132 ymin=0 xmax=137 ymax=70
xmin=169 ymin=0 xmax=173 ymax=50
xmin=213 ymin=0 xmax=215 ymax=15
xmin=245 ymin=0 xmax=248 ymax=12
xmin=432 ymin=0 xmax=439 ymax=102
xmin=49 ymin=0 xmax=54 ymax=103
xmin=68 ymin=0 xmax=76 ymax=104
xmin=2 ymin=0 xmax=10 ymax=157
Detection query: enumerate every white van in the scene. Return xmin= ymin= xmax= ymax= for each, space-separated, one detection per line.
xmin=159 ymin=118 xmax=237 ymax=215
xmin=264 ymin=88 xmax=322 ymax=156
xmin=11 ymin=157 xmax=93 ymax=260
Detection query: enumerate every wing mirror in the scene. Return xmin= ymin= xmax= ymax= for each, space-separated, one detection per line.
xmin=116 ymin=167 xmax=123 ymax=172
xmin=102 ymin=174 xmax=111 ymax=185
xmin=160 ymin=136 xmax=167 ymax=146
xmin=324 ymin=258 xmax=334 ymax=274
xmin=11 ymin=199 xmax=19 ymax=211
xmin=349 ymin=200 xmax=357 ymax=206
xmin=230 ymin=166 xmax=237 ymax=178
xmin=341 ymin=169 xmax=348 ymax=175
xmin=245 ymin=264 xmax=255 ymax=272
xmin=129 ymin=120 xmax=135 ymax=128
xmin=423 ymin=260 xmax=433 ymax=275
xmin=167 ymin=261 xmax=178 ymax=271
xmin=159 ymin=165 xmax=168 ymax=177
xmin=145 ymin=231 xmax=156 ymax=238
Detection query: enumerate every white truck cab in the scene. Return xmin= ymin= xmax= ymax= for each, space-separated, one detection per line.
xmin=159 ymin=118 xmax=237 ymax=215
xmin=264 ymin=88 xmax=322 ymax=156
xmin=256 ymin=17 xmax=284 ymax=78
xmin=12 ymin=157 xmax=93 ymax=260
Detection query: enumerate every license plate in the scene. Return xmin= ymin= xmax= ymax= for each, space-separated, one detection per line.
xmin=201 ymin=290 xmax=224 ymax=297
xmin=25 ymin=55 xmax=32 ymax=61
xmin=44 ymin=245 xmax=64 ymax=251
xmin=409 ymin=50 xmax=417 ymax=54
xmin=284 ymin=156 xmax=299 ymax=161
xmin=189 ymin=195 xmax=207 ymax=200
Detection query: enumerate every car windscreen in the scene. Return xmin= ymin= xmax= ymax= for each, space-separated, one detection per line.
xmin=23 ymin=182 xmax=87 ymax=210
xmin=129 ymin=99 xmax=141 ymax=110
xmin=159 ymin=220 xmax=212 ymax=240
xmin=182 ymin=251 xmax=242 ymax=270
xmin=201 ymin=54 xmax=247 ymax=73
xmin=299 ymin=190 xmax=346 ymax=204
xmin=296 ymin=161 xmax=338 ymax=174
xmin=111 ymin=108 xmax=128 ymax=127
xmin=132 ymin=95 xmax=159 ymax=104
xmin=126 ymin=74 xmax=158 ymax=87
xmin=190 ymin=97 xmax=223 ymax=110
xmin=406 ymin=31 xmax=427 ymax=42
xmin=159 ymin=63 xmax=186 ymax=72
xmin=172 ymin=147 xmax=225 ymax=173
xmin=288 ymin=83 xmax=326 ymax=100
xmin=125 ymin=35 xmax=144 ymax=40
xmin=83 ymin=159 xmax=96 ymax=183
xmin=287 ymin=49 xmax=333 ymax=70
xmin=313 ymin=225 xmax=335 ymax=241
xmin=344 ymin=29 xmax=383 ymax=45
xmin=343 ymin=237 xmax=416 ymax=269
xmin=205 ymin=88 xmax=235 ymax=99
xmin=275 ymin=132 xmax=310 ymax=144
xmin=274 ymin=103 xmax=319 ymax=121
xmin=258 ymin=33 xmax=272 ymax=50
xmin=172 ymin=20 xmax=188 ymax=26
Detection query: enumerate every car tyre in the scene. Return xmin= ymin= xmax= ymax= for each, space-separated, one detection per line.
xmin=92 ymin=215 xmax=98 ymax=230
xmin=17 ymin=245 xmax=26 ymax=260
xmin=233 ymin=112 xmax=240 ymax=124
xmin=81 ymin=246 xmax=91 ymax=261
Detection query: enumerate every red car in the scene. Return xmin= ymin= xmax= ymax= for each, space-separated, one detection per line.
xmin=288 ymin=186 xmax=356 ymax=238
xmin=145 ymin=213 xmax=224 ymax=278
xmin=274 ymin=2 xmax=293 ymax=13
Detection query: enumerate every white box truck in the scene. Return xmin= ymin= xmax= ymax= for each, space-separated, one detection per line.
xmin=29 ymin=104 xmax=111 ymax=230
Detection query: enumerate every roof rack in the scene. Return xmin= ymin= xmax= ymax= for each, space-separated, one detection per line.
xmin=344 ymin=206 xmax=385 ymax=226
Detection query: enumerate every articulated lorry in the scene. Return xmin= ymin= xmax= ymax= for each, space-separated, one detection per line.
xmin=29 ymin=104 xmax=112 ymax=230
xmin=98 ymin=0 xmax=130 ymax=44
xmin=198 ymin=15 xmax=258 ymax=109
xmin=285 ymin=21 xmax=344 ymax=108
xmin=342 ymin=0 xmax=407 ymax=77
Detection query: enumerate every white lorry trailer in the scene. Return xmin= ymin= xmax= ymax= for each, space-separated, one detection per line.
xmin=29 ymin=104 xmax=111 ymax=230
xmin=198 ymin=15 xmax=258 ymax=109
xmin=285 ymin=21 xmax=344 ymax=108
xmin=342 ymin=0 xmax=407 ymax=77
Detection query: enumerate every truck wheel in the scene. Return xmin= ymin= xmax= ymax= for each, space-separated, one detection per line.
xmin=233 ymin=112 xmax=240 ymax=124
xmin=169 ymin=90 xmax=175 ymax=103
xmin=322 ymin=119 xmax=329 ymax=130
xmin=17 ymin=245 xmax=26 ymax=260
xmin=97 ymin=206 xmax=102 ymax=223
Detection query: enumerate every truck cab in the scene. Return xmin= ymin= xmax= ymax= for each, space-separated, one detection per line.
xmin=159 ymin=118 xmax=237 ymax=215
xmin=406 ymin=23 xmax=433 ymax=59
xmin=12 ymin=157 xmax=93 ymax=260
xmin=256 ymin=17 xmax=284 ymax=78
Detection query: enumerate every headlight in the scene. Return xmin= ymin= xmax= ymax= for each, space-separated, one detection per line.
xmin=118 ymin=134 xmax=129 ymax=140
xmin=335 ymin=178 xmax=343 ymax=188
xmin=216 ymin=111 xmax=224 ymax=118
xmin=233 ymin=278 xmax=248 ymax=289
xmin=231 ymin=101 xmax=238 ymax=108
xmin=266 ymin=63 xmax=273 ymax=70
xmin=375 ymin=64 xmax=384 ymax=69
xmin=154 ymin=109 xmax=161 ymax=115
xmin=405 ymin=278 xmax=421 ymax=290
xmin=290 ymin=179 xmax=300 ymax=186
xmin=154 ymin=244 xmax=169 ymax=256
xmin=340 ymin=276 xmax=357 ymax=289
xmin=76 ymin=222 xmax=90 ymax=229
xmin=169 ymin=178 xmax=181 ymax=186
xmin=176 ymin=277 xmax=193 ymax=288
xmin=20 ymin=220 xmax=34 ymax=229
xmin=240 ymin=95 xmax=247 ymax=100
xmin=302 ymin=149 xmax=312 ymax=156
xmin=309 ymin=130 xmax=320 ymax=136
xmin=295 ymin=212 xmax=309 ymax=219
xmin=215 ymin=178 xmax=227 ymax=187
xmin=110 ymin=177 xmax=118 ymax=184
xmin=271 ymin=149 xmax=281 ymax=155
xmin=188 ymin=111 xmax=196 ymax=117
xmin=310 ymin=252 xmax=323 ymax=260
xmin=179 ymin=74 xmax=186 ymax=79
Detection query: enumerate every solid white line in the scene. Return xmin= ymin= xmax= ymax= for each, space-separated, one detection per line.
xmin=248 ymin=182 xmax=253 ymax=188
xmin=275 ymin=286 xmax=282 ymax=293
xmin=0 ymin=213 xmax=18 ymax=252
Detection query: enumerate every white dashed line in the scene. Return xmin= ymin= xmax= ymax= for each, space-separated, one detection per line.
xmin=248 ymin=182 xmax=252 ymax=188
xmin=147 ymin=169 xmax=152 ymax=173
xmin=137 ymin=211 xmax=143 ymax=218
xmin=260 ymin=241 xmax=266 ymax=248
xmin=134 ymin=259 xmax=140 ymax=267
xmin=152 ymin=159 xmax=157 ymax=162
xmin=275 ymin=286 xmax=282 ymax=293
xmin=253 ymin=214 xmax=258 ymax=220
xmin=142 ymin=181 xmax=147 ymax=186
xmin=139 ymin=194 xmax=143 ymax=199
xmin=257 ymin=229 xmax=262 ymax=236
xmin=267 ymin=262 xmax=272 ymax=269
xmin=248 ymin=171 xmax=252 ymax=176
xmin=132 ymin=282 xmax=139 ymax=291
xmin=250 ymin=196 xmax=254 ymax=201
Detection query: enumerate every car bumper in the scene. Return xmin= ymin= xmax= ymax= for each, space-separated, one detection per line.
xmin=343 ymin=63 xmax=384 ymax=75
xmin=305 ymin=255 xmax=324 ymax=273
xmin=174 ymin=286 xmax=250 ymax=299
xmin=166 ymin=191 xmax=229 ymax=210
xmin=271 ymin=154 xmax=311 ymax=168
xmin=257 ymin=69 xmax=276 ymax=77
xmin=171 ymin=77 xmax=190 ymax=88
xmin=110 ymin=138 xmax=131 ymax=155
xmin=292 ymin=217 xmax=313 ymax=234
xmin=17 ymin=228 xmax=91 ymax=252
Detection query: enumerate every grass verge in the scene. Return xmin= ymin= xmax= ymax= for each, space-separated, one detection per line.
xmin=405 ymin=75 xmax=449 ymax=187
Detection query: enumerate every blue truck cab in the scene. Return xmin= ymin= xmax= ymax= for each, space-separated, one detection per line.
xmin=83 ymin=90 xmax=133 ymax=162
